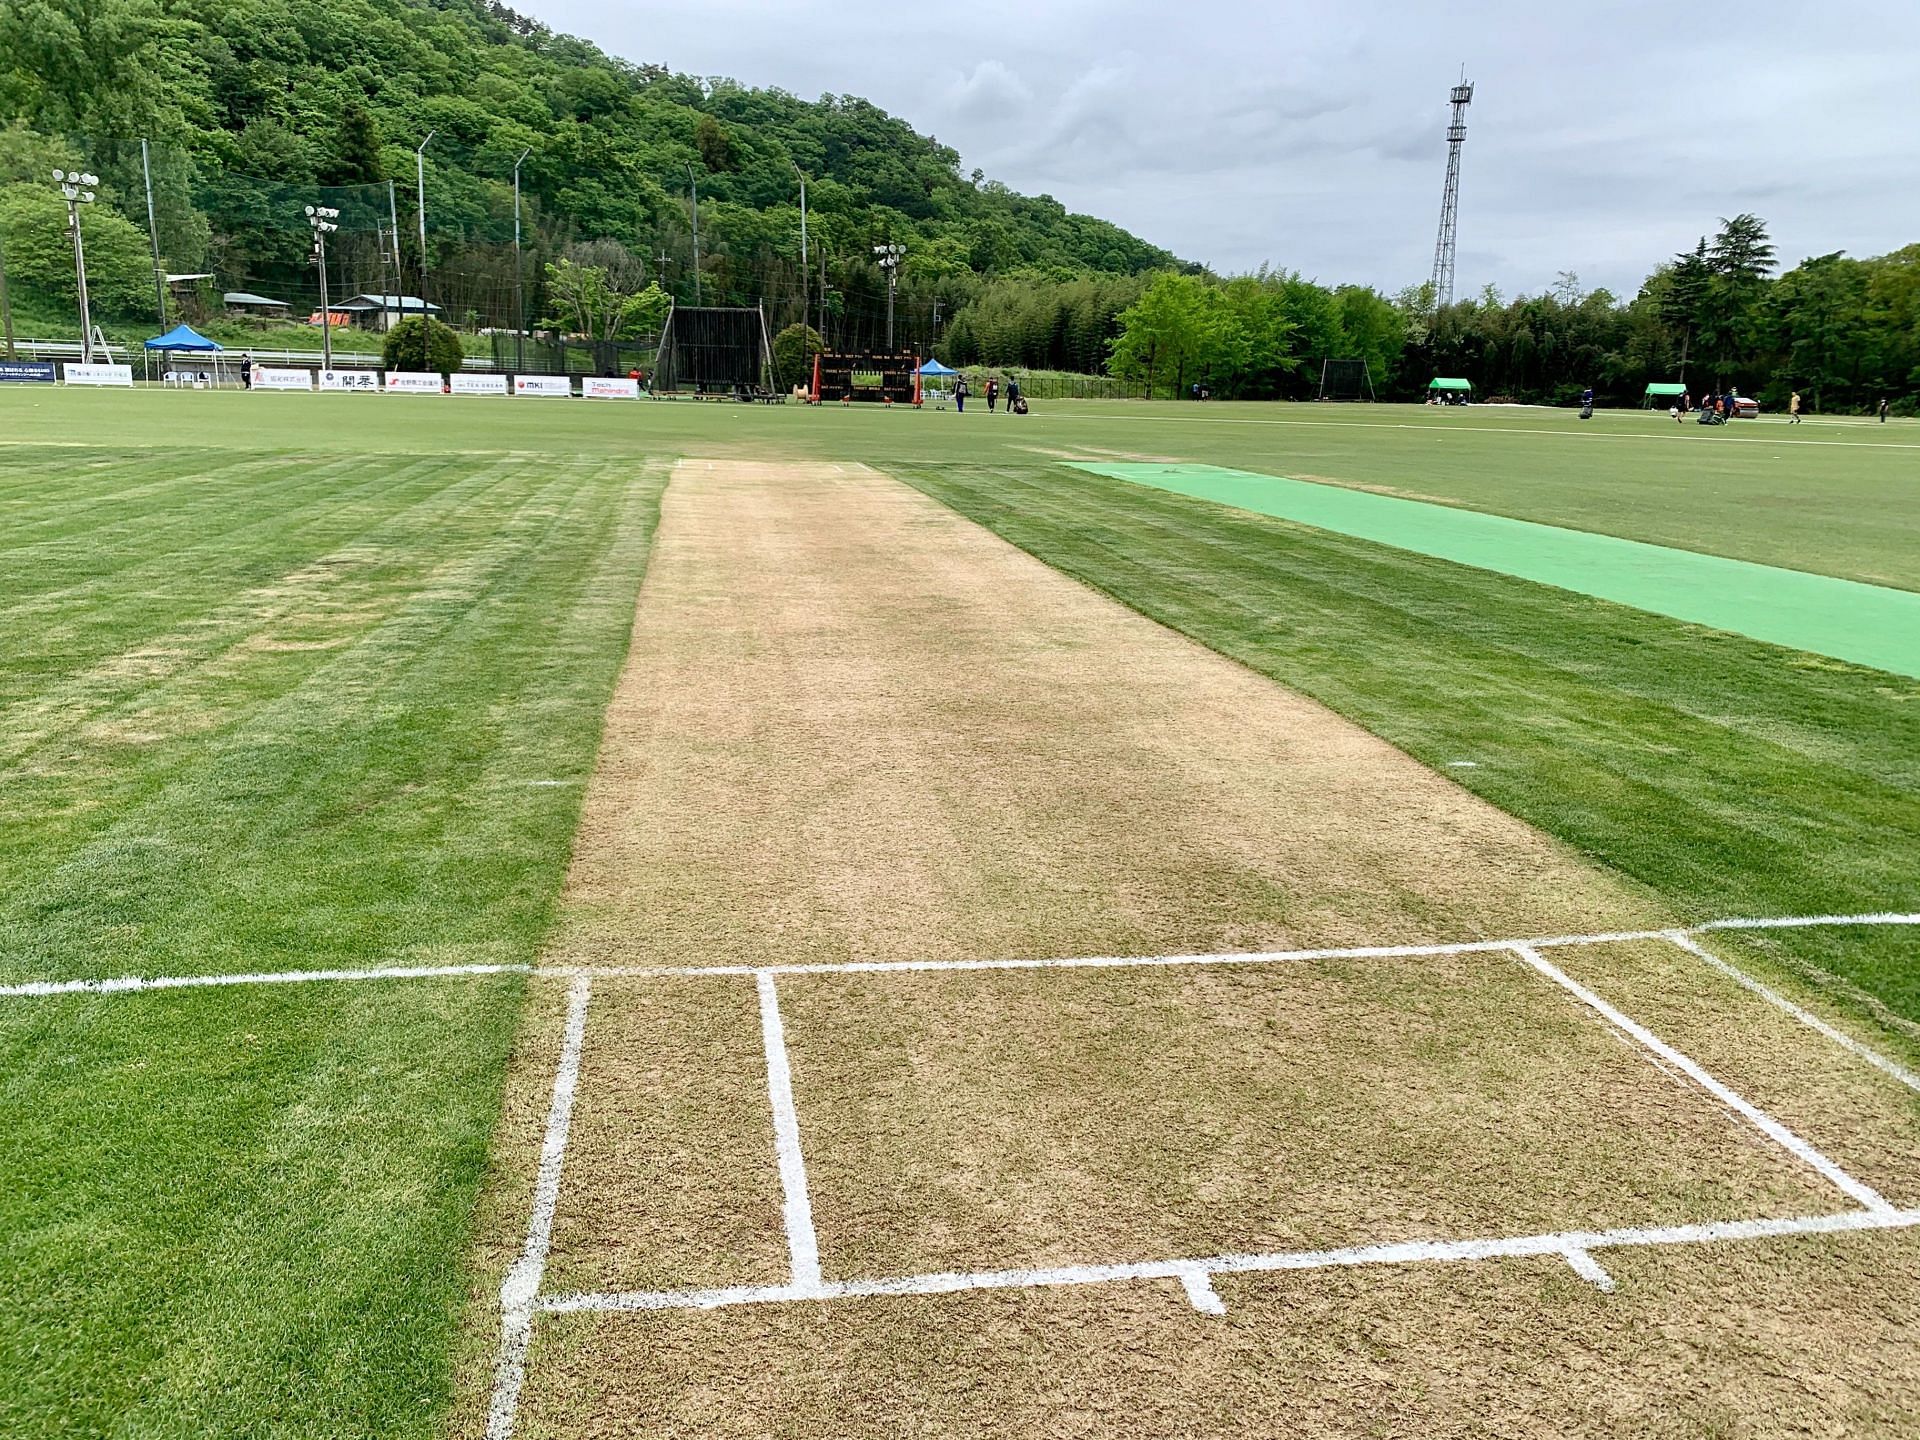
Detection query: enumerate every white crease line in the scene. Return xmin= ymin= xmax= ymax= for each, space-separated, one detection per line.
xmin=539 ymin=1207 xmax=1920 ymax=1316
xmin=1510 ymin=945 xmax=1896 ymax=1214
xmin=547 ymin=913 xmax=1920 ymax=981
xmin=757 ymin=971 xmax=823 ymax=1292
xmin=1178 ymin=1268 xmax=1227 ymax=1315
xmin=487 ymin=975 xmax=592 ymax=1440
xmin=1665 ymin=932 xmax=1920 ymax=1094
xmin=1561 ymin=1247 xmax=1615 ymax=1292
xmin=5 ymin=913 xmax=1916 ymax=998
xmin=0 ymin=962 xmax=529 ymax=997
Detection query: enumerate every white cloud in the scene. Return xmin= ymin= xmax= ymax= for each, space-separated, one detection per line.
xmin=515 ymin=0 xmax=1920 ymax=297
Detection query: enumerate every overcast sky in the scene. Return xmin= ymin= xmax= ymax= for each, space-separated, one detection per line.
xmin=517 ymin=0 xmax=1919 ymax=299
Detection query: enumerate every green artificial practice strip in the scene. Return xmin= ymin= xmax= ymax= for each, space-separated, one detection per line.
xmin=1069 ymin=463 xmax=1920 ymax=679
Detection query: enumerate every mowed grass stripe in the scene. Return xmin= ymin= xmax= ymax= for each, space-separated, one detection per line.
xmin=1 ymin=450 xmax=667 ymax=1438
xmin=898 ymin=462 xmax=1920 ymax=1031
xmin=1071 ymin=462 xmax=1920 ymax=678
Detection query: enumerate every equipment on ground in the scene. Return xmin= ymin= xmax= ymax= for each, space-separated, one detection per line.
xmin=1317 ymin=358 xmax=1377 ymax=402
xmin=653 ymin=303 xmax=775 ymax=398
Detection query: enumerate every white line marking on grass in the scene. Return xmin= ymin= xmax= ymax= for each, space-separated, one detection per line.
xmin=1178 ymin=1268 xmax=1228 ymax=1315
xmin=5 ymin=914 xmax=1916 ymax=1000
xmin=487 ymin=975 xmax=592 ymax=1440
xmin=0 ymin=963 xmax=529 ymax=998
xmin=1561 ymin=1247 xmax=1615 ymax=1292
xmin=539 ymin=1207 xmax=1920 ymax=1317
xmin=1510 ymin=945 xmax=1896 ymax=1214
xmin=757 ymin=970 xmax=824 ymax=1293
xmin=1665 ymin=932 xmax=1920 ymax=1093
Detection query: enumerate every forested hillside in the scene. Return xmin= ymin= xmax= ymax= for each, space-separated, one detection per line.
xmin=0 ymin=0 xmax=1912 ymax=410
xmin=0 ymin=0 xmax=1175 ymax=354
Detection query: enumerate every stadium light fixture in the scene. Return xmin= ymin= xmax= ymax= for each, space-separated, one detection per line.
xmin=873 ymin=243 xmax=905 ymax=350
xmin=54 ymin=167 xmax=100 ymax=361
xmin=306 ymin=204 xmax=340 ymax=371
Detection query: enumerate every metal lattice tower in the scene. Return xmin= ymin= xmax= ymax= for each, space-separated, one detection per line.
xmin=1429 ymin=75 xmax=1474 ymax=310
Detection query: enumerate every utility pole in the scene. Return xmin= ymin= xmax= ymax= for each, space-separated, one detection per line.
xmin=686 ymin=164 xmax=701 ymax=305
xmin=792 ymin=162 xmax=808 ymax=337
xmin=0 ymin=222 xmax=15 ymax=358
xmin=55 ymin=167 xmax=98 ymax=362
xmin=306 ymin=205 xmax=339 ymax=371
xmin=387 ymin=179 xmax=402 ymax=307
xmin=932 ymin=299 xmax=942 ymax=355
xmin=512 ymin=147 xmax=531 ymax=371
xmin=141 ymin=139 xmax=166 ymax=325
xmin=873 ymin=243 xmax=904 ymax=350
xmin=1428 ymin=71 xmax=1474 ymax=311
xmin=415 ymin=130 xmax=435 ymax=316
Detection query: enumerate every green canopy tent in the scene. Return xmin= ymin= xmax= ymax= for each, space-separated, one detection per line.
xmin=1428 ymin=376 xmax=1471 ymax=405
xmin=1643 ymin=382 xmax=1688 ymax=408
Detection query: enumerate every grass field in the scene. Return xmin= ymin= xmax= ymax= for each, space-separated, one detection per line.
xmin=2 ymin=388 xmax=1916 ymax=1438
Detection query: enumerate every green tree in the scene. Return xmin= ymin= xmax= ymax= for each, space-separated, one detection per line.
xmin=0 ymin=182 xmax=156 ymax=317
xmin=694 ymin=113 xmax=736 ymax=171
xmin=381 ymin=315 xmax=463 ymax=374
xmin=771 ymin=321 xmax=822 ymax=388
xmin=322 ymin=102 xmax=384 ymax=185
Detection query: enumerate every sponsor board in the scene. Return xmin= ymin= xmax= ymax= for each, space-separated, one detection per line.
xmin=0 ymin=360 xmax=57 ymax=384
xmin=582 ymin=376 xmax=640 ymax=400
xmin=252 ymin=366 xmax=312 ymax=391
xmin=63 ymin=363 xmax=134 ymax=388
xmin=318 ymin=369 xmax=380 ymax=392
xmin=384 ymin=370 xmax=445 ymax=394
xmin=513 ymin=374 xmax=571 ymax=397
xmin=450 ymin=373 xmax=509 ymax=396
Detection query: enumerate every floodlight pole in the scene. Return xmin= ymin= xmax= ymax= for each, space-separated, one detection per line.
xmin=56 ymin=168 xmax=98 ymax=363
xmin=307 ymin=204 xmax=339 ymax=371
xmin=873 ymin=243 xmax=904 ymax=350
xmin=141 ymin=138 xmax=166 ymax=325
xmin=415 ymin=130 xmax=435 ymax=314
xmin=513 ymin=147 xmax=531 ymax=371
xmin=686 ymin=164 xmax=702 ymax=306
xmin=792 ymin=162 xmax=808 ymax=339
xmin=0 ymin=223 xmax=15 ymax=358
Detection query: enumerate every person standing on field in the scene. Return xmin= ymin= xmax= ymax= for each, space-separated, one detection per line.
xmin=985 ymin=377 xmax=998 ymax=413
xmin=1789 ymin=391 xmax=1802 ymax=423
xmin=954 ymin=375 xmax=968 ymax=413
xmin=1005 ymin=375 xmax=1021 ymax=414
xmin=1881 ymin=399 xmax=1891 ymax=423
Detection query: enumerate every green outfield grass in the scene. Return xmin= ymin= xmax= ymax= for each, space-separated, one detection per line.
xmin=1 ymin=388 xmax=1914 ymax=1437
xmin=0 ymin=435 xmax=666 ymax=1435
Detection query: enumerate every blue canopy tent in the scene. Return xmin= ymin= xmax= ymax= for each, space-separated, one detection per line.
xmin=917 ymin=357 xmax=960 ymax=408
xmin=143 ymin=323 xmax=230 ymax=385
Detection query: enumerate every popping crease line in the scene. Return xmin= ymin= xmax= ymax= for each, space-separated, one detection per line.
xmin=535 ymin=1207 xmax=1920 ymax=1317
xmin=5 ymin=912 xmax=1917 ymax=997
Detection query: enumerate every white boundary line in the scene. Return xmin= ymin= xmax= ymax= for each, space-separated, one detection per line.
xmin=1663 ymin=931 xmax=1920 ymax=1094
xmin=756 ymin=972 xmax=824 ymax=1293
xmin=1510 ymin=945 xmax=1895 ymax=1214
xmin=537 ymin=1207 xmax=1920 ymax=1317
xmin=486 ymin=975 xmax=592 ymax=1440
xmin=6 ymin=912 xmax=1914 ymax=998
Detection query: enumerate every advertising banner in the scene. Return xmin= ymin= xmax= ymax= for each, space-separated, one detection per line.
xmin=252 ymin=366 xmax=312 ymax=391
xmin=450 ymin=373 xmax=509 ymax=396
xmin=513 ymin=374 xmax=571 ymax=397
xmin=582 ymin=376 xmax=640 ymax=400
xmin=0 ymin=359 xmax=56 ymax=384
xmin=63 ymin=363 xmax=134 ymax=387
xmin=384 ymin=371 xmax=444 ymax=394
xmin=318 ymin=369 xmax=380 ymax=392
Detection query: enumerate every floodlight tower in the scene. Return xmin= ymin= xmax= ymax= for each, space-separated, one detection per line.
xmin=1428 ymin=74 xmax=1473 ymax=311
xmin=54 ymin=167 xmax=99 ymax=360
xmin=306 ymin=205 xmax=339 ymax=371
xmin=873 ymin=243 xmax=904 ymax=349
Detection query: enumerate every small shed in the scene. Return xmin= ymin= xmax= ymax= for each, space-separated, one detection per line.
xmin=335 ymin=294 xmax=441 ymax=332
xmin=1643 ymin=382 xmax=1688 ymax=408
